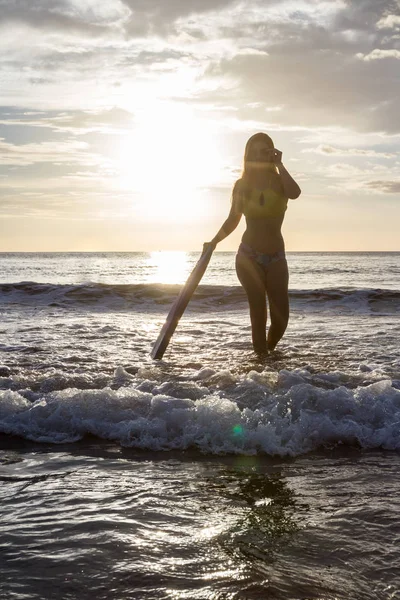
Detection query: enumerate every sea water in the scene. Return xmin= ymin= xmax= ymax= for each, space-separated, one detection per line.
xmin=0 ymin=251 xmax=399 ymax=599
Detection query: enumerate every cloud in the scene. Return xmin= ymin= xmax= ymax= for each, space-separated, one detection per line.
xmin=365 ymin=179 xmax=400 ymax=193
xmin=0 ymin=0 xmax=240 ymax=37
xmin=0 ymin=187 xmax=136 ymax=219
xmin=0 ymin=137 xmax=105 ymax=166
xmin=0 ymin=0 xmax=131 ymax=34
xmin=376 ymin=14 xmax=400 ymax=30
xmin=204 ymin=49 xmax=400 ymax=134
xmin=333 ymin=0 xmax=397 ymax=33
xmin=121 ymin=0 xmax=244 ymax=35
xmin=356 ymin=48 xmax=400 ymax=60
xmin=197 ymin=0 xmax=400 ymax=134
xmin=1 ymin=0 xmax=399 ymax=136
xmin=303 ymin=144 xmax=397 ymax=158
xmin=235 ymin=48 xmax=269 ymax=56
xmin=325 ymin=162 xmax=367 ymax=177
xmin=0 ymin=0 xmax=399 ymax=251
xmin=0 ymin=107 xmax=135 ymax=134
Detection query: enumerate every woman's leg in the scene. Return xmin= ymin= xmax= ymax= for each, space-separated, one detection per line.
xmin=235 ymin=252 xmax=268 ymax=354
xmin=265 ymin=258 xmax=289 ymax=350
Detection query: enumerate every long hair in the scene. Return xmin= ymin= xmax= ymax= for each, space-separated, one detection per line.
xmin=241 ymin=133 xmax=278 ymax=190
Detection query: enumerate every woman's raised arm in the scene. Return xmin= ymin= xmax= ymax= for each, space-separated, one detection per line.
xmin=273 ymin=150 xmax=301 ymax=199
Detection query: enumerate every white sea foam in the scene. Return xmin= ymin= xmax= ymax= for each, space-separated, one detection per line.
xmin=1 ymin=281 xmax=399 ymax=316
xmin=1 ymin=368 xmax=399 ymax=455
xmin=1 ymin=253 xmax=398 ymax=456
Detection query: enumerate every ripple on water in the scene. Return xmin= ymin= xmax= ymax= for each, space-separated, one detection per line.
xmin=0 ymin=449 xmax=399 ymax=599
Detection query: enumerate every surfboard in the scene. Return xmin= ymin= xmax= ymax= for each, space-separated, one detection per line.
xmin=150 ymin=245 xmax=215 ymax=359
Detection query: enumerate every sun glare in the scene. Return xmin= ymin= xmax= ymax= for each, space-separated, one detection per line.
xmin=147 ymin=250 xmax=190 ymax=284
xmin=117 ymin=103 xmax=222 ymax=221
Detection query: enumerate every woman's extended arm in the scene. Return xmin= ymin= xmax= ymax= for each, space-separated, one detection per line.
xmin=210 ymin=208 xmax=242 ymax=246
xmin=204 ymin=188 xmax=242 ymax=250
xmin=274 ymin=150 xmax=301 ymax=199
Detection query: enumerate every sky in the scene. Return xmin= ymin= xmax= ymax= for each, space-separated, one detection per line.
xmin=0 ymin=0 xmax=399 ymax=251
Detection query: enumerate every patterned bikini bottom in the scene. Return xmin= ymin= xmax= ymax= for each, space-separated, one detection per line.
xmin=237 ymin=242 xmax=286 ymax=273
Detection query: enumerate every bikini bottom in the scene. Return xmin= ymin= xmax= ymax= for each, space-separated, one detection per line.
xmin=237 ymin=242 xmax=286 ymax=274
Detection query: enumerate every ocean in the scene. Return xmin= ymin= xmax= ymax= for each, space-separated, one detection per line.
xmin=0 ymin=251 xmax=399 ymax=599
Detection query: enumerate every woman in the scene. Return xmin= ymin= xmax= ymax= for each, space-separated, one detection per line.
xmin=206 ymin=132 xmax=301 ymax=355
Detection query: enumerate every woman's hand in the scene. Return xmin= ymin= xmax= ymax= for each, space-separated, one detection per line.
xmin=202 ymin=240 xmax=217 ymax=255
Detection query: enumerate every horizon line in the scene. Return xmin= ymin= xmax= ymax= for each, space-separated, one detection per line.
xmin=0 ymin=250 xmax=399 ymax=254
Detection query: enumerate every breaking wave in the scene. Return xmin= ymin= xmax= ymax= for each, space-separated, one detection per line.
xmin=1 ymin=282 xmax=399 ymax=313
xmin=1 ymin=366 xmax=399 ymax=456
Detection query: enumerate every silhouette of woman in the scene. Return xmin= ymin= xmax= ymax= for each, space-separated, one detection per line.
xmin=205 ymin=133 xmax=301 ymax=354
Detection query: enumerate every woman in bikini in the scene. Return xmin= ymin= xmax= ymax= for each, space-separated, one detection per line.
xmin=206 ymin=132 xmax=301 ymax=355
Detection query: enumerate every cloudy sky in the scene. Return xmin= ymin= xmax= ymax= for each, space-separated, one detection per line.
xmin=0 ymin=0 xmax=399 ymax=251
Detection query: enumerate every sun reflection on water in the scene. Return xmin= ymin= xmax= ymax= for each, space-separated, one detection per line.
xmin=147 ymin=251 xmax=190 ymax=284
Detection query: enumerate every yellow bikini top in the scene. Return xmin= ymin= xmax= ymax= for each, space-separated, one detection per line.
xmin=234 ymin=178 xmax=288 ymax=218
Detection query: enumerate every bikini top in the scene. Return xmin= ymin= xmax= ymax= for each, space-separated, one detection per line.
xmin=234 ymin=178 xmax=288 ymax=219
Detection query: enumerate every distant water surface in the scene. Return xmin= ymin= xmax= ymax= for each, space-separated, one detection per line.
xmin=1 ymin=251 xmax=399 ymax=289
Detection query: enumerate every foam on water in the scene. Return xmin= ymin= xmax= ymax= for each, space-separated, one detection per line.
xmin=1 ymin=367 xmax=399 ymax=455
